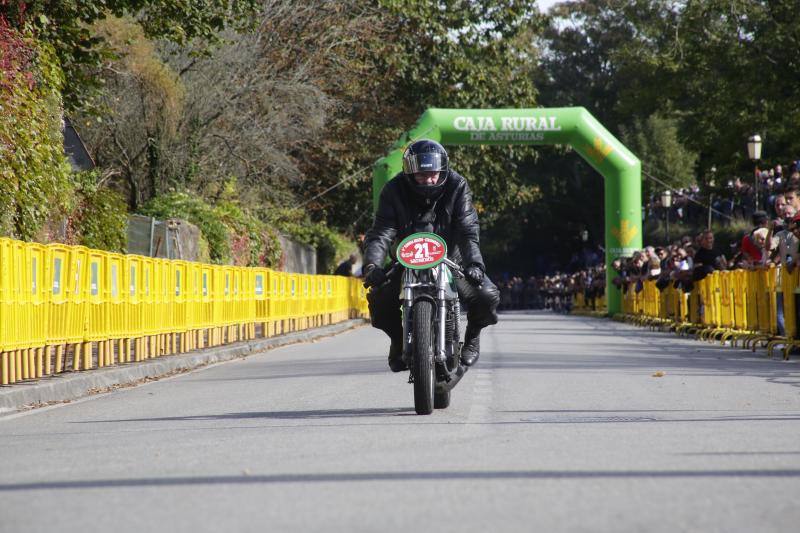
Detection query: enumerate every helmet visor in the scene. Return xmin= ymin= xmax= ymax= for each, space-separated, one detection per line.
xmin=403 ymin=152 xmax=446 ymax=174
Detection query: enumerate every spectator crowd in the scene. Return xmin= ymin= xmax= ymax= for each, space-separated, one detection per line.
xmin=569 ymin=161 xmax=800 ymax=335
xmin=648 ymin=161 xmax=800 ymax=226
xmin=505 ymin=161 xmax=800 ymax=334
xmin=493 ymin=265 xmax=607 ymax=314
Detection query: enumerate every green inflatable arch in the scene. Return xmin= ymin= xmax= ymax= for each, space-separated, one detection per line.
xmin=372 ymin=107 xmax=642 ymax=315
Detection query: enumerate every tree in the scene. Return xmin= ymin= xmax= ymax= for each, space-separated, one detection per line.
xmin=76 ymin=15 xmax=185 ymax=210
xmin=1 ymin=0 xmax=261 ymax=110
xmin=620 ymin=113 xmax=698 ymax=198
xmin=77 ymin=1 xmax=385 ymax=211
xmin=609 ymin=0 xmax=800 ymax=176
xmin=302 ymin=0 xmax=548 ymax=232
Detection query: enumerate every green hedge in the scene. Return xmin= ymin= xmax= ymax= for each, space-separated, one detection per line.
xmin=265 ymin=207 xmax=358 ymax=273
xmin=141 ymin=191 xmax=282 ymax=267
xmin=69 ymin=172 xmax=129 ymax=253
xmin=0 ymin=22 xmax=72 ymax=241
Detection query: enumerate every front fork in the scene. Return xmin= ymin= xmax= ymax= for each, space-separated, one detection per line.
xmin=436 ymin=286 xmax=447 ymax=363
xmin=402 ymin=285 xmax=412 ymax=363
xmin=402 ymin=295 xmax=447 ymax=364
xmin=401 ymin=267 xmax=448 ymax=364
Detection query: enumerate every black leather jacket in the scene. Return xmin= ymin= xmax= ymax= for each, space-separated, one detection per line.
xmin=364 ymin=170 xmax=485 ymax=270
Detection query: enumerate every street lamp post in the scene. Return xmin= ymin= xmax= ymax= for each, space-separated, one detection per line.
xmin=708 ymin=166 xmax=717 ymax=230
xmin=661 ymin=190 xmax=672 ymax=244
xmin=747 ymin=134 xmax=762 ymax=210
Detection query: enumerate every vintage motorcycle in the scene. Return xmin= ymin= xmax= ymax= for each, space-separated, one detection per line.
xmin=390 ymin=232 xmax=469 ymax=415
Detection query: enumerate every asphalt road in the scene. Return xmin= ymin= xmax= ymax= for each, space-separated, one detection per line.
xmin=1 ymin=311 xmax=799 ymax=533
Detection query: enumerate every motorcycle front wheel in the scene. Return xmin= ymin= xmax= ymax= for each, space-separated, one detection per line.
xmin=412 ymin=300 xmax=435 ymax=415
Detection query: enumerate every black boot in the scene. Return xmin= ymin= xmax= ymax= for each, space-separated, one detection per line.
xmin=460 ymin=326 xmax=481 ymax=366
xmin=388 ymin=338 xmax=407 ymax=372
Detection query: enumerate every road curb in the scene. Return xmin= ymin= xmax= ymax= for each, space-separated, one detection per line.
xmin=0 ymin=319 xmax=368 ymax=414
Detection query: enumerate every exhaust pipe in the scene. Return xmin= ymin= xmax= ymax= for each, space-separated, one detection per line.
xmin=436 ymin=364 xmax=469 ymax=392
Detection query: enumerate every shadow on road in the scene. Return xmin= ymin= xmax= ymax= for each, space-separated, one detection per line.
xmin=508 ymin=414 xmax=800 ymax=424
xmin=485 ymin=351 xmax=800 ymax=390
xmin=81 ymin=407 xmax=416 ymax=423
xmin=76 ymin=409 xmax=800 ymax=427
xmin=190 ymin=367 xmax=387 ymax=383
xmin=679 ymin=451 xmax=800 ymax=456
xmin=3 ymin=468 xmax=800 ymax=492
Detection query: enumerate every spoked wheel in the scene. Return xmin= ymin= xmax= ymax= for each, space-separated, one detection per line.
xmin=412 ymin=300 xmax=435 ymax=415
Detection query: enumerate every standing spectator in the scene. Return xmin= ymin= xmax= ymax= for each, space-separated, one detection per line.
xmin=741 ymin=211 xmax=770 ymax=266
xmin=334 ymin=254 xmax=358 ymax=277
xmin=773 ymin=193 xmax=788 ymax=223
xmin=784 ymin=186 xmax=800 ymax=214
xmin=772 ymin=210 xmax=800 ymax=335
xmin=511 ymin=276 xmax=523 ymax=309
xmin=524 ymin=276 xmax=539 ymax=309
xmin=500 ymin=280 xmax=513 ymax=310
xmin=693 ymin=230 xmax=727 ymax=282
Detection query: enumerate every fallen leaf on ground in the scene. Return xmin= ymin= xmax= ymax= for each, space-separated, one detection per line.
xmin=652 ymin=371 xmax=666 ymax=377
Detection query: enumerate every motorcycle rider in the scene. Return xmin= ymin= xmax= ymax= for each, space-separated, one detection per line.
xmin=363 ymin=139 xmax=500 ymax=372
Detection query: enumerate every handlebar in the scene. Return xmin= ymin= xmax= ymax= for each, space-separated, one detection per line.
xmin=363 ymin=259 xmax=464 ymax=289
xmin=363 ymin=262 xmax=401 ymax=289
xmin=441 ymin=257 xmax=464 ymax=278
xmin=382 ymin=262 xmax=400 ymax=284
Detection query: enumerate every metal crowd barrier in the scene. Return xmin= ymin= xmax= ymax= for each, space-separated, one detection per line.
xmin=0 ymin=237 xmax=369 ymax=386
xmin=613 ymin=266 xmax=798 ymax=360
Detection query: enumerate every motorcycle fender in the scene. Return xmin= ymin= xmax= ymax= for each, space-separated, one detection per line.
xmin=411 ymin=294 xmax=438 ymax=307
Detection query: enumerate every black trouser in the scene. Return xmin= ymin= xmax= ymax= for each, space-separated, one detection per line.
xmin=367 ymin=273 xmax=500 ymax=344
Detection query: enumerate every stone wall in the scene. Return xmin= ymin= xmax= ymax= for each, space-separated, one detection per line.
xmin=127 ymin=214 xmax=202 ymax=261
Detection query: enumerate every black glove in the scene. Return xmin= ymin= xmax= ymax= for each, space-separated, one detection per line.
xmin=363 ymin=264 xmax=386 ymax=288
xmin=464 ymin=264 xmax=485 ymax=286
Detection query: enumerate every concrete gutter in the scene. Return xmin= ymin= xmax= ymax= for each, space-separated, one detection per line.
xmin=0 ymin=319 xmax=368 ymax=414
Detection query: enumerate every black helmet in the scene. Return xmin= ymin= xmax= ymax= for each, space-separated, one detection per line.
xmin=402 ymin=139 xmax=448 ymax=174
xmin=402 ymin=139 xmax=449 ymax=201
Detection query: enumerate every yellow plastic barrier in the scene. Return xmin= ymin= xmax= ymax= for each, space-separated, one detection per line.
xmin=731 ymin=270 xmax=748 ymax=331
xmin=324 ymin=276 xmax=338 ymax=321
xmin=187 ymin=263 xmax=201 ymax=331
xmin=755 ymin=269 xmax=770 ymax=335
xmin=314 ymin=277 xmax=324 ymax=323
xmin=6 ymin=239 xmax=29 ymax=354
xmin=125 ymin=254 xmax=144 ymax=361
xmin=0 ymin=236 xmax=369 ymax=385
xmin=106 ymin=253 xmax=126 ymax=340
xmin=28 ymin=244 xmax=48 ymax=352
xmin=173 ymin=260 xmax=189 ymax=335
xmin=718 ymin=271 xmax=734 ymax=330
xmin=300 ymin=274 xmax=312 ymax=327
xmin=266 ymin=269 xmax=285 ymax=335
xmin=614 ymin=264 xmax=800 ymax=359
xmin=279 ymin=272 xmax=290 ymax=322
xmin=141 ymin=257 xmax=156 ymax=347
xmin=782 ymin=267 xmax=798 ymax=339
xmin=253 ymin=269 xmax=267 ymax=320
xmin=287 ymin=274 xmax=300 ymax=326
xmin=85 ymin=250 xmax=107 ymax=346
xmin=232 ymin=267 xmax=243 ymax=326
xmin=0 ymin=239 xmax=10 ymax=383
xmin=126 ymin=255 xmax=144 ymax=339
xmin=219 ymin=267 xmax=232 ymax=327
xmin=242 ymin=267 xmax=255 ymax=328
xmin=198 ymin=265 xmax=214 ymax=331
xmin=158 ymin=258 xmax=173 ymax=336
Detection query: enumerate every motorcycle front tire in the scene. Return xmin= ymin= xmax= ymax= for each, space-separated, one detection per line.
xmin=412 ymin=300 xmax=435 ymax=415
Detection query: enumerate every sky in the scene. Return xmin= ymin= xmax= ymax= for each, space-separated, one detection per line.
xmin=537 ymin=0 xmax=570 ymax=13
